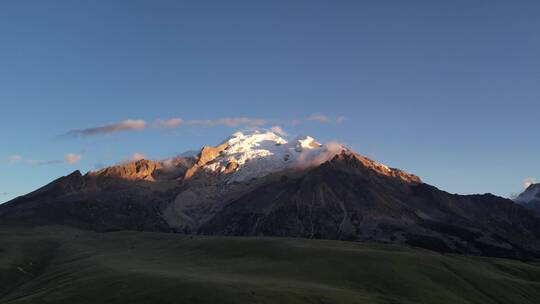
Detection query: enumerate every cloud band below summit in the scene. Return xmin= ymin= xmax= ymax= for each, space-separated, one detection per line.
xmin=67 ymin=120 xmax=146 ymax=136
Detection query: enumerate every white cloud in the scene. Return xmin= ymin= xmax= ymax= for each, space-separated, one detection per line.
xmin=67 ymin=119 xmax=146 ymax=136
xmin=64 ymin=153 xmax=82 ymax=164
xmin=523 ymin=177 xmax=537 ymax=189
xmin=129 ymin=152 xmax=146 ymax=162
xmin=295 ymin=141 xmax=346 ymax=169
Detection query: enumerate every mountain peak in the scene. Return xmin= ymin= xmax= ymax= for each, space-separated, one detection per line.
xmin=182 ymin=130 xmax=421 ymax=184
xmin=515 ymin=183 xmax=540 ymax=204
xmin=327 ymin=151 xmax=421 ymax=184
xmin=193 ymin=130 xmax=340 ymax=182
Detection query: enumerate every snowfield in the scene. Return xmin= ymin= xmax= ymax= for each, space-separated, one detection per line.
xmin=203 ymin=130 xmax=346 ymax=182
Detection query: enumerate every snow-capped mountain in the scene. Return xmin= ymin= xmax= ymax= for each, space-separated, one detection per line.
xmin=182 ymin=130 xmax=415 ymax=184
xmin=199 ymin=131 xmax=343 ymax=182
xmin=3 ymin=130 xmax=540 ymax=259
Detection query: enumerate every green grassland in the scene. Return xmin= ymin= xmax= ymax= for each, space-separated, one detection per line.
xmin=1 ymin=227 xmax=540 ymax=304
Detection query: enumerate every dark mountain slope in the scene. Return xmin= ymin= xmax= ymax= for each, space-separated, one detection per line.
xmin=0 ymin=160 xmax=191 ymax=232
xmin=200 ymin=153 xmax=540 ymax=259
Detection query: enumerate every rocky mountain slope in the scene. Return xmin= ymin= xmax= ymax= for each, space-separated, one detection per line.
xmin=2 ymin=130 xmax=540 ymax=259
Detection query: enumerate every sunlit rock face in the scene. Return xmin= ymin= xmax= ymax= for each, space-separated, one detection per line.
xmin=88 ymin=159 xmax=163 ymax=181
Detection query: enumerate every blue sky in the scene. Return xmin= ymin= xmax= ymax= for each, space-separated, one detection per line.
xmin=1 ymin=0 xmax=539 ymax=202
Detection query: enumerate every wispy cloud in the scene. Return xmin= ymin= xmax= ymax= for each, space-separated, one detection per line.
xmin=336 ymin=116 xmax=347 ymax=123
xmin=182 ymin=117 xmax=270 ymax=127
xmin=66 ymin=119 xmax=146 ymax=136
xmin=154 ymin=118 xmax=184 ymax=128
xmin=64 ymin=114 xmax=345 ymax=137
xmin=153 ymin=117 xmax=272 ymax=129
xmin=67 ymin=117 xmax=270 ymax=135
xmin=306 ymin=114 xmax=330 ymax=123
xmin=25 ymin=159 xmax=64 ymax=166
xmin=128 ymin=152 xmax=146 ymax=162
xmin=154 ymin=114 xmax=345 ymax=129
xmin=287 ymin=114 xmax=346 ymax=126
xmin=295 ymin=141 xmax=347 ymax=169
xmin=64 ymin=153 xmax=82 ymax=164
xmin=523 ymin=177 xmax=537 ymax=189
xmin=9 ymin=153 xmax=82 ymax=166
xmin=8 ymin=154 xmax=22 ymax=163
xmin=269 ymin=126 xmax=288 ymax=136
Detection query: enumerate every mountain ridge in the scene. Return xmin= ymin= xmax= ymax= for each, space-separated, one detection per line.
xmin=1 ymin=130 xmax=539 ymax=259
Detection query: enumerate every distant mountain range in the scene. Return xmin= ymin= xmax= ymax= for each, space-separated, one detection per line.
xmin=2 ymin=130 xmax=540 ymax=259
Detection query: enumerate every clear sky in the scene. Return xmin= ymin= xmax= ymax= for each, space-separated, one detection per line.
xmin=1 ymin=0 xmax=539 ymax=202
